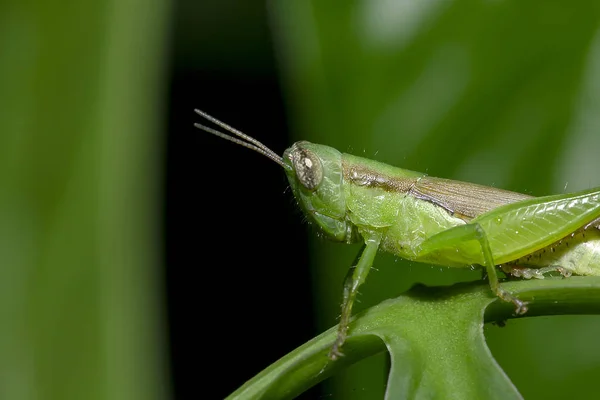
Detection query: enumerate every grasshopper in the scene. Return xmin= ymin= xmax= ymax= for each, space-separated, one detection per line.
xmin=194 ymin=109 xmax=600 ymax=360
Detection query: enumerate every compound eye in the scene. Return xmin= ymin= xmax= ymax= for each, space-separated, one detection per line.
xmin=291 ymin=148 xmax=323 ymax=191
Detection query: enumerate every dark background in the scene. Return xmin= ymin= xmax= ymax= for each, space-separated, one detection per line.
xmin=166 ymin=3 xmax=315 ymax=398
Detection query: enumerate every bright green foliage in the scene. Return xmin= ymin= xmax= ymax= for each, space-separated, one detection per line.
xmin=228 ymin=277 xmax=600 ymax=399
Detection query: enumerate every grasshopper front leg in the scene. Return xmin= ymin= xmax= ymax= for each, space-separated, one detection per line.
xmin=329 ymin=234 xmax=381 ymax=360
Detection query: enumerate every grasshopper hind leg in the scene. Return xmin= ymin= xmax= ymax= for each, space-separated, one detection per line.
xmin=501 ymin=264 xmax=573 ymax=279
xmin=418 ymin=223 xmax=529 ymax=315
xmin=463 ymin=224 xmax=530 ymax=314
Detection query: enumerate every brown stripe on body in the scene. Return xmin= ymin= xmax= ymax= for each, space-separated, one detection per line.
xmin=343 ymin=160 xmax=600 ymax=231
xmin=343 ymin=161 xmax=535 ymax=220
xmin=342 ymin=162 xmax=419 ymax=194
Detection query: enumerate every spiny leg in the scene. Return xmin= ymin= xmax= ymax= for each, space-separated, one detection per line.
xmin=418 ymin=223 xmax=528 ymax=314
xmin=501 ymin=264 xmax=572 ymax=279
xmin=329 ymin=235 xmax=381 ymax=360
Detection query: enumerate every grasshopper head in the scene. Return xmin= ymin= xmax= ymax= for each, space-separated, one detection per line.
xmin=283 ymin=141 xmax=356 ymax=243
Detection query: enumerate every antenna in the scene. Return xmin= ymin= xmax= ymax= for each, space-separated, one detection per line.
xmin=194 ymin=109 xmax=285 ymax=168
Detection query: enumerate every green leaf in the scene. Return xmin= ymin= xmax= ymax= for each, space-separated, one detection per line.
xmin=228 ymin=277 xmax=600 ymax=399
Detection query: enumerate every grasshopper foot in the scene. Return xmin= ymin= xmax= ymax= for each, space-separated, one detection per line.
xmin=513 ymin=299 xmax=529 ymax=315
xmin=497 ymin=287 xmax=529 ymax=315
xmin=553 ymin=266 xmax=572 ymax=278
xmin=328 ymin=328 xmax=348 ymax=360
xmin=328 ymin=342 xmax=345 ymax=360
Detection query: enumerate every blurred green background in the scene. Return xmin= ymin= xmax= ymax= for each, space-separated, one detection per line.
xmin=3 ymin=0 xmax=600 ymax=399
xmin=0 ymin=0 xmax=171 ymax=399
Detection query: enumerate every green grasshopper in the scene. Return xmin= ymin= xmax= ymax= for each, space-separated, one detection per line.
xmin=194 ymin=109 xmax=600 ymax=360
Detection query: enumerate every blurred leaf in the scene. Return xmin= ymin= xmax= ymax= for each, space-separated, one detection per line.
xmin=0 ymin=0 xmax=170 ymax=399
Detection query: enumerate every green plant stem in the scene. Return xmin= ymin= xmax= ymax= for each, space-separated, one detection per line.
xmin=227 ymin=276 xmax=600 ymax=400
